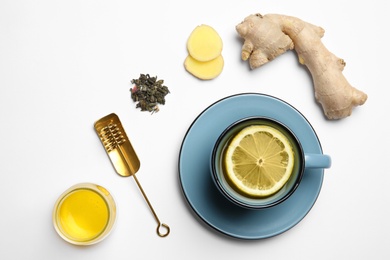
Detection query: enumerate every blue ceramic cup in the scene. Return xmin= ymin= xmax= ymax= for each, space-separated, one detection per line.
xmin=211 ymin=117 xmax=331 ymax=209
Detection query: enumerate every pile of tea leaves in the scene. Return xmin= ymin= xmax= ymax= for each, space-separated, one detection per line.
xmin=130 ymin=74 xmax=170 ymax=114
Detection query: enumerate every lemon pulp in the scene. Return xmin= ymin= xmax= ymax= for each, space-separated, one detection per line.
xmin=58 ymin=189 xmax=109 ymax=242
xmin=223 ymin=125 xmax=295 ymax=198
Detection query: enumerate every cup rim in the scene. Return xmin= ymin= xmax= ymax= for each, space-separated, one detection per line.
xmin=52 ymin=182 xmax=117 ymax=245
xmin=211 ymin=116 xmax=305 ymax=210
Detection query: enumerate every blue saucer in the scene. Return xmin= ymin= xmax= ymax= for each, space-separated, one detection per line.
xmin=178 ymin=93 xmax=325 ymax=239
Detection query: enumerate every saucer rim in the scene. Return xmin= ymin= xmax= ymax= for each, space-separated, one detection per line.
xmin=178 ymin=92 xmax=325 ymax=239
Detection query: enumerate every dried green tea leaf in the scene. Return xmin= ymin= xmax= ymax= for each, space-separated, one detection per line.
xmin=130 ymin=74 xmax=170 ymax=114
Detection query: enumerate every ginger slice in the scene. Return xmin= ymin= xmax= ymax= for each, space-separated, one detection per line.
xmin=187 ymin=24 xmax=223 ymax=62
xmin=184 ymin=55 xmax=224 ymax=80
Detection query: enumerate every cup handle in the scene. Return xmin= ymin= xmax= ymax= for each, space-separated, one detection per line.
xmin=304 ymin=154 xmax=332 ymax=169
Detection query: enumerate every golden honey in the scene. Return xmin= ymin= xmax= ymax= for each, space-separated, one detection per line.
xmin=58 ymin=189 xmax=108 ymax=241
xmin=53 ymin=183 xmax=116 ymax=245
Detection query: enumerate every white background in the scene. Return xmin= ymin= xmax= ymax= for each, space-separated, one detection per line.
xmin=1 ymin=0 xmax=389 ymax=259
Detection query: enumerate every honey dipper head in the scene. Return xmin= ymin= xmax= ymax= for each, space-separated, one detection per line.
xmin=94 ymin=113 xmax=140 ymax=177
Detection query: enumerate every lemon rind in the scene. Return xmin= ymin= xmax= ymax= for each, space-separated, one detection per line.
xmin=224 ymin=125 xmax=295 ymax=197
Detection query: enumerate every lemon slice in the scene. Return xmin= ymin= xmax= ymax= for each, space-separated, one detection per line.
xmin=224 ymin=125 xmax=295 ymax=198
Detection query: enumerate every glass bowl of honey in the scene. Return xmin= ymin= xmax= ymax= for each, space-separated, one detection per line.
xmin=52 ymin=183 xmax=117 ymax=245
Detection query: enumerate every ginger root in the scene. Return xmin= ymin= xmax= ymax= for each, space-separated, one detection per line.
xmin=184 ymin=24 xmax=224 ymax=80
xmin=236 ymin=13 xmax=367 ymax=119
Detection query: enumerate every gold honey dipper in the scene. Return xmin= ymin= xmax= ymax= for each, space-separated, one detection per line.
xmin=94 ymin=113 xmax=170 ymax=237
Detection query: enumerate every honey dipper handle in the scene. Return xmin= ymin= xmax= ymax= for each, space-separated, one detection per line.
xmin=157 ymin=223 xmax=170 ymax=238
xmin=132 ymin=174 xmax=170 ymax=237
